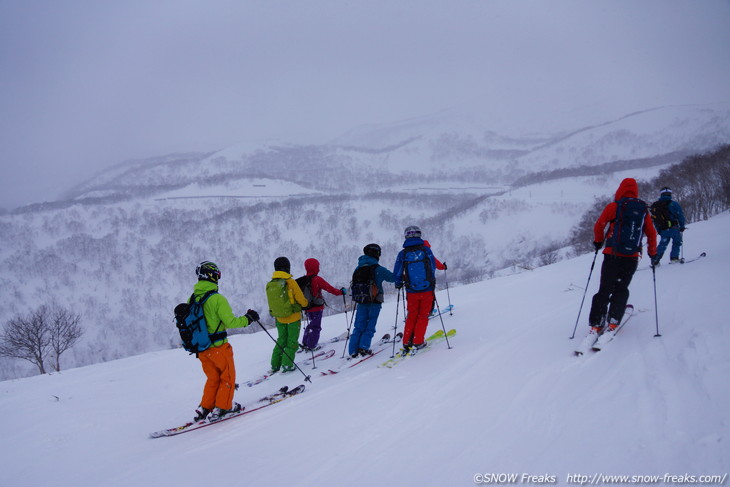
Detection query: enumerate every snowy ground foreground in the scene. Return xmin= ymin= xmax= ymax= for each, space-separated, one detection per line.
xmin=1 ymin=213 xmax=728 ymax=487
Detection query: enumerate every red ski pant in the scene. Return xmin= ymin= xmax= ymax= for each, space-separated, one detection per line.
xmin=198 ymin=342 xmax=236 ymax=411
xmin=403 ymin=291 xmax=435 ymax=346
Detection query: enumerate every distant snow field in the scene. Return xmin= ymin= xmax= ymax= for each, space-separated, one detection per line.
xmin=156 ymin=178 xmax=322 ymax=200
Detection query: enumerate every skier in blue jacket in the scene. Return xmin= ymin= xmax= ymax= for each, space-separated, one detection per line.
xmin=348 ymin=243 xmax=396 ymax=358
xmin=650 ymin=187 xmax=686 ymax=265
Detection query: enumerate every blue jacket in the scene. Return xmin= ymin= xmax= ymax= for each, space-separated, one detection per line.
xmin=393 ymin=237 xmax=437 ymax=293
xmin=355 ymin=255 xmax=396 ymax=303
xmin=658 ymin=194 xmax=686 ymax=231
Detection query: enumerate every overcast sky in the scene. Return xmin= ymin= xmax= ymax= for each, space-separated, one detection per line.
xmin=1 ymin=0 xmax=729 ymax=209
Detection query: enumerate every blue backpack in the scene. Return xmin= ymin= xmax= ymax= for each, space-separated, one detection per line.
xmin=401 ymin=245 xmax=435 ymax=292
xmin=174 ymin=291 xmax=226 ymax=355
xmin=608 ymin=197 xmax=648 ymax=254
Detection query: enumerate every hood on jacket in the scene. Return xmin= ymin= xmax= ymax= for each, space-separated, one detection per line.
xmin=304 ymin=258 xmax=320 ymax=276
xmin=357 ymin=255 xmax=379 ymax=267
xmin=615 ymin=178 xmax=639 ymax=200
xmin=403 ymin=237 xmax=425 ymax=248
xmin=272 ymin=270 xmax=293 ymax=280
xmin=193 ymin=279 xmax=218 ymax=298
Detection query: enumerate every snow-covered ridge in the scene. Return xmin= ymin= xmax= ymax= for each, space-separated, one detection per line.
xmin=50 ymin=103 xmax=730 ymax=205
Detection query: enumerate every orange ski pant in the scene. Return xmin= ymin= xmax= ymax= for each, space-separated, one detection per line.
xmin=403 ymin=291 xmax=435 ymax=346
xmin=198 ymin=342 xmax=236 ymax=411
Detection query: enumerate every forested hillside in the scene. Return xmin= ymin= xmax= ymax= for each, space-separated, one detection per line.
xmin=1 ymin=104 xmax=728 ymax=379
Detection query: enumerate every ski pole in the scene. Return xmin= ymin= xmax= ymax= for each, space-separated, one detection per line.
xmin=301 ymin=312 xmax=316 ymax=370
xmin=341 ymin=302 xmax=357 ymax=359
xmin=391 ymin=288 xmax=402 ymax=358
xmin=255 ymin=320 xmax=311 ymax=383
xmin=401 ymin=286 xmax=407 ymax=323
xmin=444 ymin=267 xmax=453 ymax=315
xmin=652 ymin=264 xmax=661 ymax=337
xmin=433 ymin=295 xmax=452 ymax=349
xmin=570 ymin=249 xmax=599 ymax=339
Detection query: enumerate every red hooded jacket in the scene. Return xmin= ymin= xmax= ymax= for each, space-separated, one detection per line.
xmin=423 ymin=240 xmax=446 ymax=270
xmin=304 ymin=258 xmax=344 ymax=313
xmin=594 ymin=178 xmax=657 ymax=258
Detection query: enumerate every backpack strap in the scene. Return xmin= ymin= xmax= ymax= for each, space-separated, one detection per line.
xmin=193 ymin=290 xmax=227 ymax=345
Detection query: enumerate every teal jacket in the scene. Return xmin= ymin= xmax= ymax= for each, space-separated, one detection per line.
xmin=190 ymin=280 xmax=250 ymax=347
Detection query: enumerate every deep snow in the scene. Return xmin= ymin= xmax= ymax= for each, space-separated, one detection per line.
xmin=1 ymin=213 xmax=728 ymax=487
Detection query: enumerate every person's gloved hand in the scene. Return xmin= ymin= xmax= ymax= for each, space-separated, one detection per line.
xmin=340 ymin=287 xmax=347 ymax=296
xmin=442 ymin=262 xmax=448 ymax=270
xmin=593 ymin=241 xmax=603 ymax=251
xmin=245 ymin=309 xmax=260 ymax=323
xmin=395 ymin=281 xmax=403 ymax=289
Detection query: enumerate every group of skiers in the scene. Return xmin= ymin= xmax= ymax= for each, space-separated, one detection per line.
xmin=183 ymin=178 xmax=685 ymax=422
xmin=185 ymin=224 xmax=446 ymax=422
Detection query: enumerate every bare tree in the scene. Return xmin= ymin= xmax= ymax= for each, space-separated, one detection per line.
xmin=0 ymin=304 xmax=84 ymax=375
xmin=0 ymin=306 xmax=51 ymax=374
xmin=49 ymin=306 xmax=84 ymax=372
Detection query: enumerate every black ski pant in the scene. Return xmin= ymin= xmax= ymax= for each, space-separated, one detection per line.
xmin=588 ymin=254 xmax=638 ymax=327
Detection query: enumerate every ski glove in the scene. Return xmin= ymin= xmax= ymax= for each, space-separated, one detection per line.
xmin=340 ymin=287 xmax=347 ymax=296
xmin=395 ymin=281 xmax=404 ymax=289
xmin=245 ymin=309 xmax=260 ymax=323
xmin=443 ymin=262 xmax=448 ymax=270
xmin=593 ymin=241 xmax=603 ymax=251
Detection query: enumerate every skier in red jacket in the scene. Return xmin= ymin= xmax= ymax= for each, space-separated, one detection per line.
xmin=300 ymin=258 xmax=346 ymax=351
xmin=585 ymin=178 xmax=657 ymax=342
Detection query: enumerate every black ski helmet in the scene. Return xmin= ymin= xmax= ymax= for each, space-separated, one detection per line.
xmin=660 ymin=187 xmax=672 ymax=198
xmin=274 ymin=256 xmax=291 ymax=273
xmin=363 ymin=243 xmax=381 ymax=260
xmin=196 ymin=261 xmax=221 ymax=283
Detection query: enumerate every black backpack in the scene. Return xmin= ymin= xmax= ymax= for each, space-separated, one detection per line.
xmin=350 ymin=264 xmax=380 ymax=304
xmin=608 ymin=197 xmax=648 ymax=254
xmin=174 ymin=291 xmax=226 ymax=355
xmin=650 ymin=199 xmax=674 ymax=231
xmin=295 ymin=275 xmax=325 ymax=310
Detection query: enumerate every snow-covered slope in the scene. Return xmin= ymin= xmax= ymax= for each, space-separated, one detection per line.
xmin=1 ymin=212 xmax=727 ymax=487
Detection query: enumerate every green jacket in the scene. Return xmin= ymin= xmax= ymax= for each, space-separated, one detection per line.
xmin=190 ymin=280 xmax=250 ymax=347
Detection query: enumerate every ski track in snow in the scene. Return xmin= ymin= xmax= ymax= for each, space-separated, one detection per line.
xmin=0 ymin=213 xmax=728 ymax=486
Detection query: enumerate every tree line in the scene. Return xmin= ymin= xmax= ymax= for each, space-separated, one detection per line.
xmin=570 ymin=144 xmax=730 ymax=253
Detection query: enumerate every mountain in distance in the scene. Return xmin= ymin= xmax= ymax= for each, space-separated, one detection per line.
xmin=52 ymin=102 xmax=730 ymax=205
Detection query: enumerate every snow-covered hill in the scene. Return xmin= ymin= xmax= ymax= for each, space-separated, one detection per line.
xmin=45 ymin=103 xmax=730 ymax=204
xmin=2 ymin=104 xmax=728 ymax=380
xmin=1 ymin=212 xmax=727 ymax=487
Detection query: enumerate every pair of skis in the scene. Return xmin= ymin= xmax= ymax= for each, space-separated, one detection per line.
xmin=149 ymin=385 xmax=306 ymax=438
xmin=574 ymin=305 xmax=634 ymax=356
xmin=244 ymin=332 xmax=402 ymax=385
xmin=318 ymin=332 xmax=403 ymax=376
xmin=639 ymin=251 xmax=706 ymax=271
xmin=379 ymin=328 xmax=457 ymax=368
xmin=429 ymin=304 xmax=454 ymax=319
